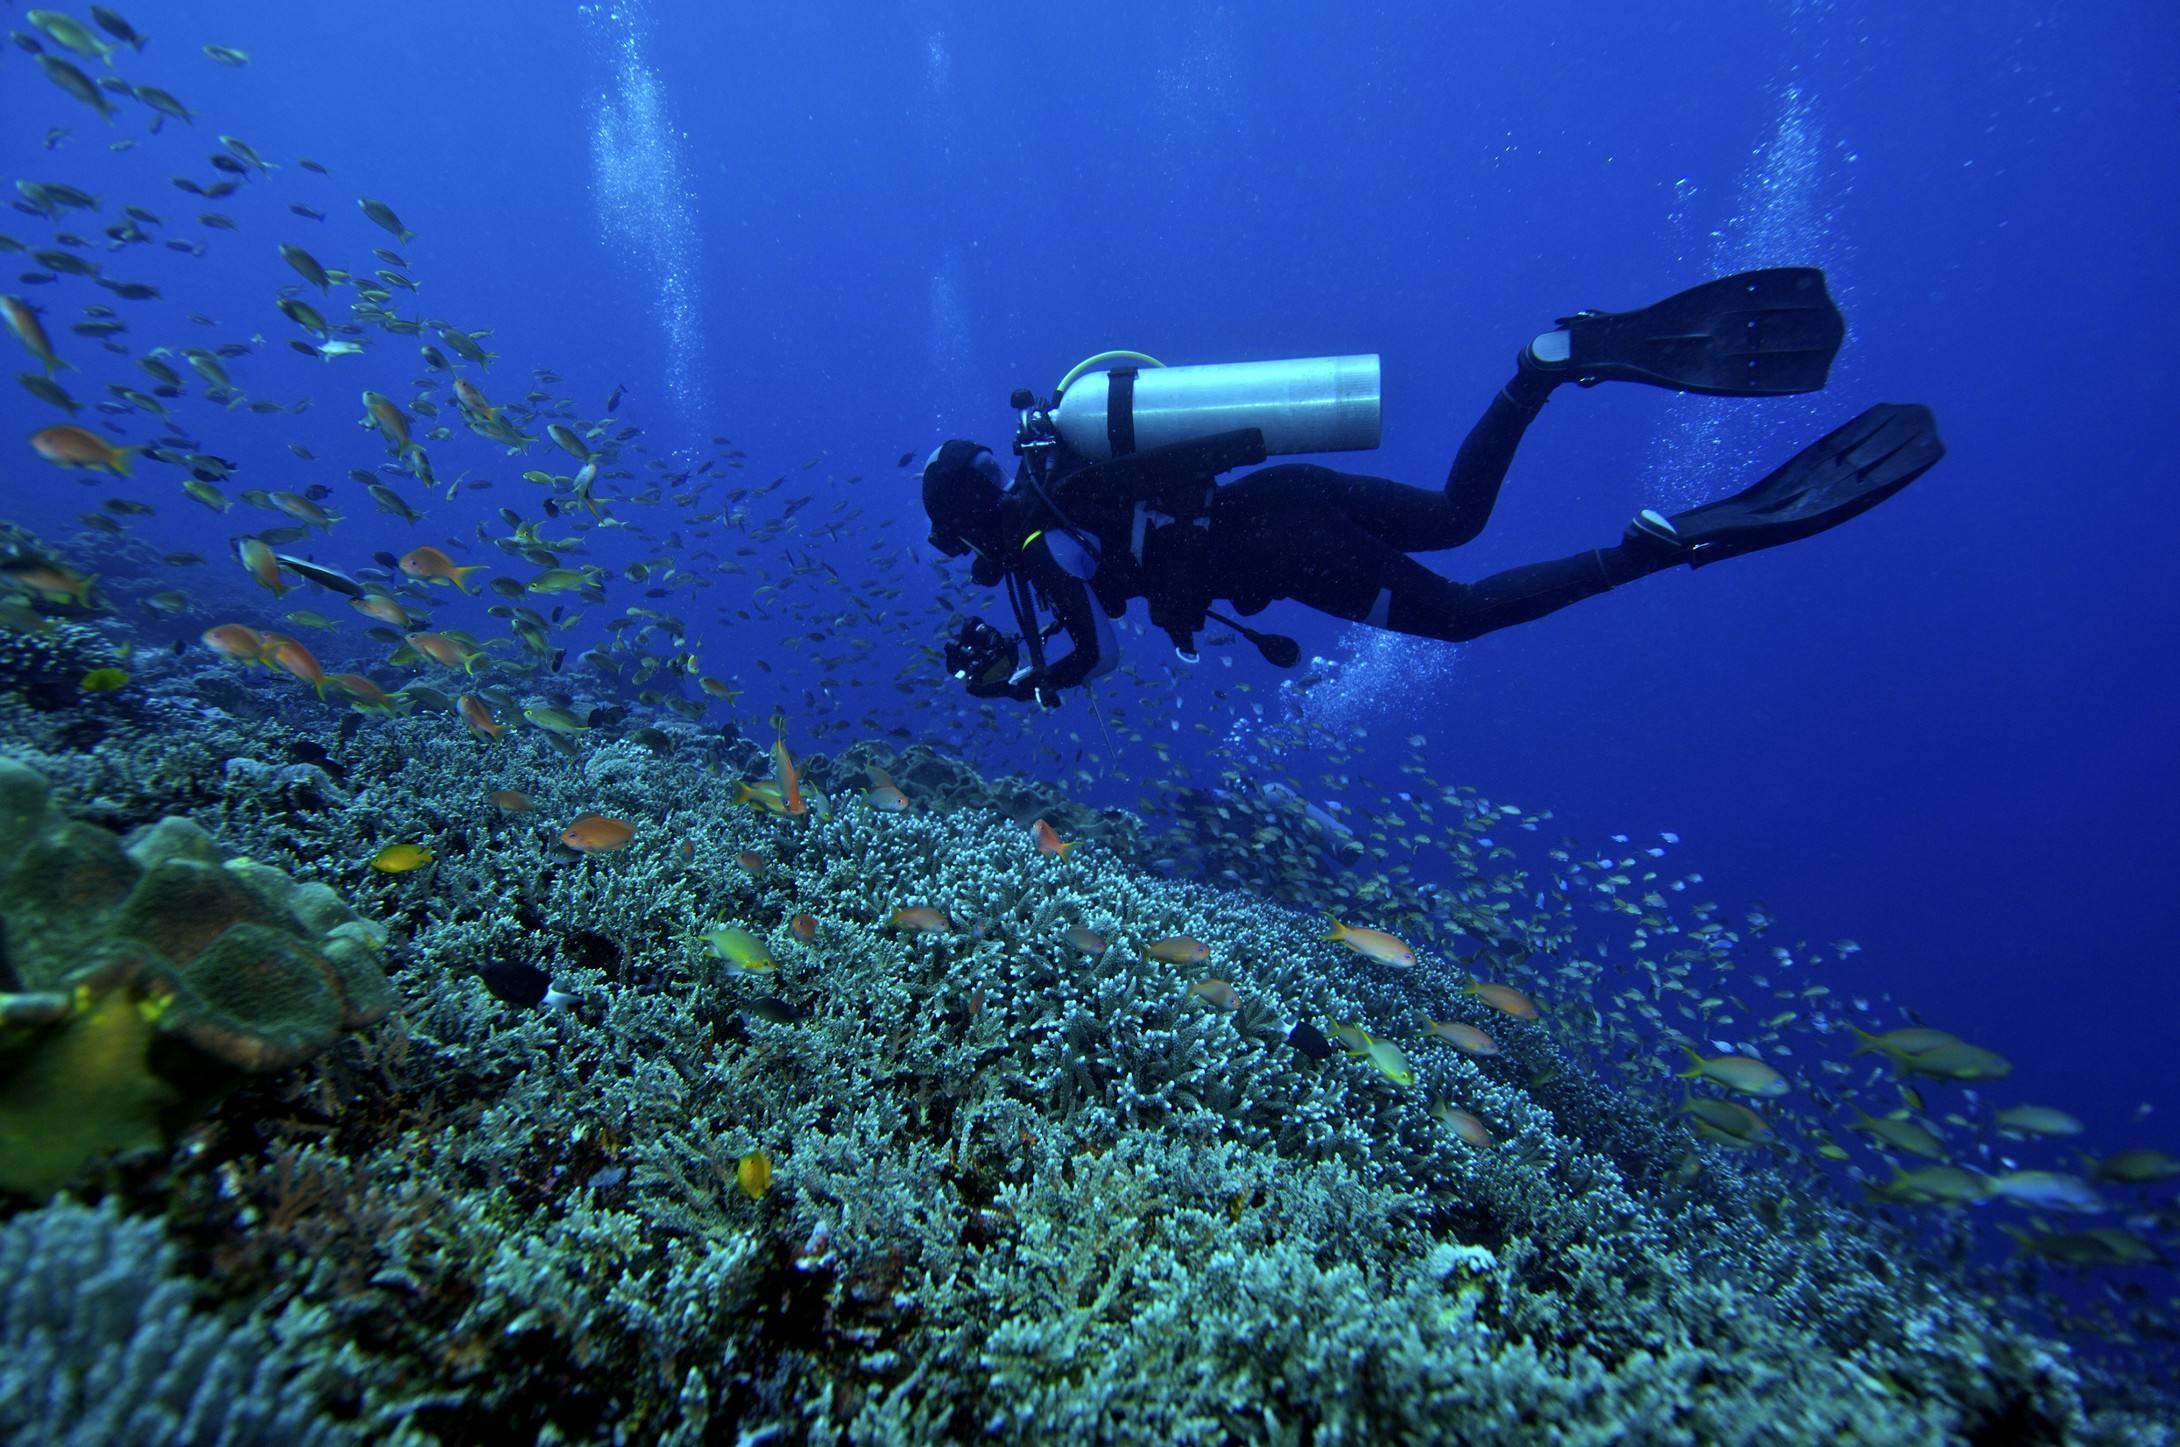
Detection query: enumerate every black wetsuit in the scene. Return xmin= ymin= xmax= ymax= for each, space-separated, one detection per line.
xmin=971 ymin=366 xmax=1674 ymax=701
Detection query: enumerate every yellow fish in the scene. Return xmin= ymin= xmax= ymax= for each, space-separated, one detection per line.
xmin=737 ymin=1149 xmax=773 ymax=1201
xmin=369 ymin=842 xmax=434 ymax=873
xmin=701 ymin=924 xmax=776 ymax=972
xmin=1677 ymin=1044 xmax=1790 ymax=1098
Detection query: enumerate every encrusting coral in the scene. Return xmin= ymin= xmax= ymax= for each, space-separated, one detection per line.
xmin=0 ymin=755 xmax=391 ymax=1198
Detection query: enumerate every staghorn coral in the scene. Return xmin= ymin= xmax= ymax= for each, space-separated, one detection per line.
xmin=0 ymin=709 xmax=2167 ymax=1442
xmin=0 ymin=619 xmax=118 ymax=715
xmin=0 ymin=754 xmax=392 ymax=1198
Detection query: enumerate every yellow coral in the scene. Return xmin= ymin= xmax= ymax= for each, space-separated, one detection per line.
xmin=0 ymin=987 xmax=179 ymax=1197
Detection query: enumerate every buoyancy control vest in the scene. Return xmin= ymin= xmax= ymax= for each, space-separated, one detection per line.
xmin=1019 ymin=426 xmax=1271 ymax=655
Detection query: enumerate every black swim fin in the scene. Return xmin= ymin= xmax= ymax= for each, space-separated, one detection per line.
xmin=1551 ymin=268 xmax=1846 ymax=397
xmin=1662 ymin=402 xmax=1943 ymax=567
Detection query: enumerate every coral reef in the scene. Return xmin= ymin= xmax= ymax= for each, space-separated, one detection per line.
xmin=0 ymin=620 xmax=128 ymax=723
xmin=0 ymin=756 xmax=391 ymax=1198
xmin=0 ymin=1197 xmax=352 ymax=1446
xmin=0 ymin=702 xmax=2168 ymax=1442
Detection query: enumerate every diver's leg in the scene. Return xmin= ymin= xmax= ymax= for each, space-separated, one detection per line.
xmin=1437 ymin=360 xmax=1561 ymax=546
xmin=1231 ymin=499 xmax=1678 ymax=643
xmin=1218 ymin=353 xmax=1561 ymax=555
xmin=1220 ymin=463 xmax=1486 ymax=554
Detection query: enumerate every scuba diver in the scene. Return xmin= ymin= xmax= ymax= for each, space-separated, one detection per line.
xmin=924 ymin=269 xmax=1943 ymax=708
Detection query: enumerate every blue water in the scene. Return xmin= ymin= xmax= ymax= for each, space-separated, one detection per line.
xmin=5 ymin=0 xmax=2177 ymax=1356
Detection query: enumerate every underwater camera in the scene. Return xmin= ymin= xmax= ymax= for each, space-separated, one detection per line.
xmin=945 ymin=616 xmax=1018 ymax=688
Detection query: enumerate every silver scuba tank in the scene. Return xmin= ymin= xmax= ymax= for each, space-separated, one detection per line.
xmin=1047 ymin=355 xmax=1381 ymax=460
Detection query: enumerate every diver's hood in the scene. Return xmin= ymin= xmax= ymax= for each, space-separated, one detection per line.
xmin=921 ymin=440 xmax=1007 ymax=556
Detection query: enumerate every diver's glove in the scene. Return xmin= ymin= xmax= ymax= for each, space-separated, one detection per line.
xmin=1007 ymin=671 xmax=1062 ymax=710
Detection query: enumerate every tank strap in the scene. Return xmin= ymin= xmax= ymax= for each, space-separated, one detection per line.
xmin=1106 ymin=369 xmax=1138 ymax=456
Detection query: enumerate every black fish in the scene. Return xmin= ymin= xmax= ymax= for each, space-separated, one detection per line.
xmin=275 ymin=554 xmax=363 ymax=597
xmin=478 ymin=959 xmax=552 ymax=1008
xmin=897 ymin=451 xmax=915 ymax=467
xmin=746 ymin=997 xmax=806 ymax=1026
xmin=373 ymin=551 xmax=400 ymax=569
xmin=1286 ymin=1021 xmax=1334 ymax=1061
xmin=605 ymin=383 xmax=624 ymax=412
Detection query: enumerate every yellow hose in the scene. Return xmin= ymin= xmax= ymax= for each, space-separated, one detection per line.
xmin=1053 ymin=350 xmax=1165 ymax=399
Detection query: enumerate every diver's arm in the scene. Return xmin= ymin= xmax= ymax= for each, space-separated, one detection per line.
xmin=965 ymin=671 xmax=1033 ymax=701
xmin=1019 ymin=548 xmax=1110 ymax=700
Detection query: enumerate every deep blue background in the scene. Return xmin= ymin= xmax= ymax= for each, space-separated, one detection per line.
xmin=5 ymin=2 xmax=2177 ymax=1193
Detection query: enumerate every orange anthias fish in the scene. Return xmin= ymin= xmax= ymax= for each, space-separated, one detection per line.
xmin=789 ymin=912 xmax=818 ymax=941
xmin=2 ymin=558 xmax=95 ymax=607
xmin=234 ymin=537 xmax=292 ymax=597
xmin=1032 ymin=818 xmax=1073 ymax=858
xmin=560 ymin=813 xmax=636 ymax=852
xmin=399 ymin=544 xmax=485 ymax=594
xmin=30 ymin=424 xmax=134 ymax=475
xmin=362 ymin=389 xmax=421 ymax=458
xmin=1426 ymin=1020 xmax=1499 ymax=1056
xmin=200 ymin=623 xmax=266 ymax=663
xmin=889 ymin=906 xmax=952 ymax=933
xmin=862 ymin=764 xmax=910 ymax=812
xmin=1188 ymin=978 xmax=1240 ymax=1010
xmin=1321 ymin=915 xmax=1415 ymax=968
xmin=406 ymin=630 xmax=484 ymax=674
xmin=452 ymin=376 xmax=496 ymax=422
xmin=258 ymin=632 xmax=327 ymax=695
xmin=1432 ymin=1102 xmax=1498 ymax=1148
xmin=350 ymin=592 xmax=420 ymax=627
xmin=4 ymin=294 xmax=69 ymax=375
xmin=1464 ymin=980 xmax=1540 ymax=1020
xmin=489 ymin=789 xmax=535 ymax=813
xmin=771 ymin=736 xmax=807 ymax=815
xmin=1143 ymin=936 xmax=1210 ymax=965
xmin=1063 ymin=926 xmax=1107 ymax=955
xmin=325 ymin=672 xmax=403 ymax=715
xmin=458 ymin=693 xmax=504 ymax=739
